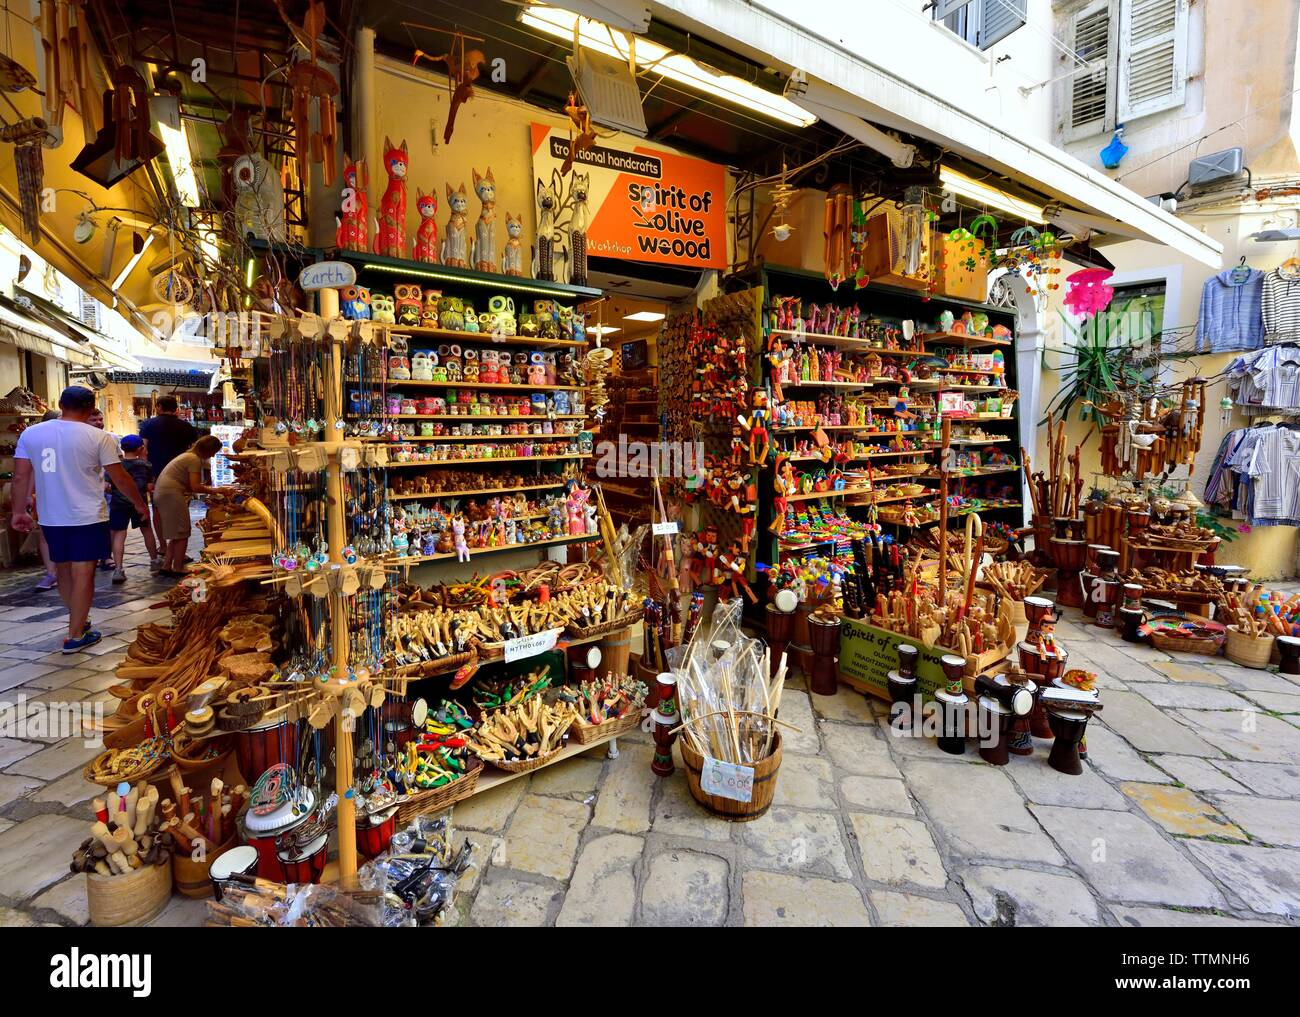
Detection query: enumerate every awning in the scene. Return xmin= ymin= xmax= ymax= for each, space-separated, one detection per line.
xmin=0 ymin=298 xmax=142 ymax=372
xmin=646 ymin=0 xmax=1224 ymax=268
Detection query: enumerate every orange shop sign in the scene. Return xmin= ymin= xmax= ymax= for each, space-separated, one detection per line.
xmin=531 ymin=123 xmax=727 ymax=270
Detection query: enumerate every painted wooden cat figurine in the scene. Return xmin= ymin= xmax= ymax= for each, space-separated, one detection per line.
xmin=502 ymin=212 xmax=525 ymax=276
xmin=442 ymin=182 xmax=469 ymax=267
xmin=413 ymin=189 xmax=439 ymax=263
xmin=375 ymin=137 xmax=408 ymax=258
xmin=536 ymin=178 xmax=558 ymax=281
xmin=471 ymin=166 xmax=498 ymax=273
xmin=335 ymin=154 xmax=369 ymax=252
xmin=570 ymin=171 xmax=590 ymax=287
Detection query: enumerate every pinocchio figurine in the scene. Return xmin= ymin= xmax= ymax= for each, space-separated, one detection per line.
xmin=650 ymin=672 xmax=679 ymax=777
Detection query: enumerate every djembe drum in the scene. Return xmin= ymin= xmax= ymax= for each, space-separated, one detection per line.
xmin=807 ymin=614 xmax=842 ymax=696
xmin=887 ymin=643 xmax=920 ymax=730
xmin=766 ymin=601 xmax=797 ymax=680
xmin=1277 ymin=635 xmax=1300 ymax=675
xmin=1046 ymin=709 xmax=1090 ymax=775
xmin=235 ymin=716 xmax=300 ymax=786
xmin=1023 ymin=596 xmax=1055 ymax=644
xmin=1051 ymin=538 xmax=1087 ymax=608
xmin=1079 ymin=545 xmax=1110 ymax=620
xmin=976 ymin=696 xmax=1012 ymax=766
xmin=934 ymin=654 xmax=969 ymax=755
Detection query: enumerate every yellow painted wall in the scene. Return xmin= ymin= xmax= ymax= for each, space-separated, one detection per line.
xmin=1039 ymin=199 xmax=1300 ymax=580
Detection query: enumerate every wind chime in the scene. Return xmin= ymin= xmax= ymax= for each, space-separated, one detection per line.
xmin=0 ymin=118 xmax=50 ymax=241
xmin=823 ymin=183 xmax=854 ymax=290
xmin=286 ymin=0 xmax=339 ymax=187
xmin=769 ymin=162 xmax=796 ymax=243
xmin=1093 ymin=378 xmax=1207 ymax=480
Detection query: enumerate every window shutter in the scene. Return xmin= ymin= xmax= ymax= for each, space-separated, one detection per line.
xmin=979 ymin=0 xmax=1027 ymax=49
xmin=1118 ymin=0 xmax=1188 ymax=121
xmin=1064 ymin=0 xmax=1115 ymax=141
xmin=933 ymin=0 xmax=972 ymax=17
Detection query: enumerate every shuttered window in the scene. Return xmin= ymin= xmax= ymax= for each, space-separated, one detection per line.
xmin=1118 ymin=0 xmax=1189 ymax=120
xmin=1058 ymin=0 xmax=1189 ymax=141
xmin=932 ymin=0 xmax=1027 ymax=50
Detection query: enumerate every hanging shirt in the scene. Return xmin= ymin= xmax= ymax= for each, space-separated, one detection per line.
xmin=1232 ymin=426 xmax=1300 ymax=526
xmin=1262 ymin=267 xmax=1300 ymax=345
xmin=1196 ymin=268 xmax=1265 ymax=353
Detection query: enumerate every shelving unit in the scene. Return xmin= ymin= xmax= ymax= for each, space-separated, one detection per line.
xmin=735 ymin=262 xmax=1022 ymax=565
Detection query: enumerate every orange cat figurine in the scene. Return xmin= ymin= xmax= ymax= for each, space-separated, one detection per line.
xmin=413 ymin=189 xmax=439 ymax=263
xmin=375 ymin=136 xmax=408 ymax=258
xmin=335 ymin=154 xmax=369 ymax=252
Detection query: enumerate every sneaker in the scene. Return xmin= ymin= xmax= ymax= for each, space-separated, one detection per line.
xmin=98 ymin=560 xmax=114 ymax=571
xmin=35 ymin=574 xmax=57 ymax=591
xmin=62 ymin=629 xmax=103 ymax=654
xmin=150 ymin=557 xmax=163 ymax=573
xmin=112 ymin=568 xmax=127 ymax=584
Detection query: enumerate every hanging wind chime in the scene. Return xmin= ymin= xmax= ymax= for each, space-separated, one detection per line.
xmin=286 ymin=0 xmax=339 ymax=187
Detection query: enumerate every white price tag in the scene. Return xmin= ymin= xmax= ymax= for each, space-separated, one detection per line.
xmin=700 ymin=755 xmax=754 ymax=803
xmin=503 ymin=628 xmax=563 ymax=663
xmin=652 ymin=521 xmax=679 ymax=536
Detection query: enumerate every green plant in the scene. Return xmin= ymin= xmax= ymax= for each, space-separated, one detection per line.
xmin=1040 ymin=298 xmax=1195 ymax=427
xmin=1196 ymin=511 xmax=1239 ymax=542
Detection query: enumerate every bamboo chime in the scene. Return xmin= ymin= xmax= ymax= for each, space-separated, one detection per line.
xmin=1095 ymin=379 xmax=1206 ymax=480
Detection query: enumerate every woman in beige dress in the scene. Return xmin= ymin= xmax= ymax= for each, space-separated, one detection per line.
xmin=153 ymin=435 xmax=224 ymax=575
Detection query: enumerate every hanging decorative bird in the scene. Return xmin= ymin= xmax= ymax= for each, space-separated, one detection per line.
xmin=1100 ymin=126 xmax=1128 ymax=169
xmin=770 ymin=161 xmax=797 ymax=242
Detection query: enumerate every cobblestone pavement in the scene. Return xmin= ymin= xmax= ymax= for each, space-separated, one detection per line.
xmin=2 ymin=545 xmax=1299 ymax=926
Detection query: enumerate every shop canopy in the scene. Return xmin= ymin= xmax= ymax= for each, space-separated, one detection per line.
xmin=641 ymin=0 xmax=1223 ymax=269
xmin=0 ymin=297 xmax=142 ymax=371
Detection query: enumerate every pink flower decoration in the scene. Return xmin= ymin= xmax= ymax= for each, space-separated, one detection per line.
xmin=1063 ymin=268 xmax=1115 ymax=318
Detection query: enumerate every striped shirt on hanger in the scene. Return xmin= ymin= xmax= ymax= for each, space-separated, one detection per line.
xmin=1263 ymin=267 xmax=1300 ymax=345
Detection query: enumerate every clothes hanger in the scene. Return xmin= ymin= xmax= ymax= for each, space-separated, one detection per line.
xmin=1278 ymin=257 xmax=1300 ymax=278
xmin=1230 ymin=256 xmax=1253 ymax=284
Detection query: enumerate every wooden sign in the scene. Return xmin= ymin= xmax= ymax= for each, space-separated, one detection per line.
xmin=838 ymin=615 xmax=951 ymax=701
xmin=299 ymin=261 xmax=356 ymax=291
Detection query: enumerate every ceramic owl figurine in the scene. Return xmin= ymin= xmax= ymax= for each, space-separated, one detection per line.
xmin=395 ymin=283 xmax=422 ymax=326
xmin=371 ymin=293 xmax=395 ymax=323
xmin=340 ymin=285 xmax=372 ymax=320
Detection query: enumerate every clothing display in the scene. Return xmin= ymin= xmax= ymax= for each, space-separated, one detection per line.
xmin=1196 ymin=267 xmax=1265 ymax=352
xmin=1262 ymin=265 xmax=1300 ymax=344
xmin=13 ymin=419 xmax=121 ymax=526
xmin=1225 ymin=345 xmax=1300 ymax=414
xmin=1205 ymin=423 xmax=1300 ymax=526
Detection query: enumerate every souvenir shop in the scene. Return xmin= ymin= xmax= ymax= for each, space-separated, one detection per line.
xmin=17 ymin=0 xmax=1267 ymax=927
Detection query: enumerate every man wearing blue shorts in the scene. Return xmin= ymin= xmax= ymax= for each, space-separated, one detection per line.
xmin=9 ymin=386 xmax=152 ymax=653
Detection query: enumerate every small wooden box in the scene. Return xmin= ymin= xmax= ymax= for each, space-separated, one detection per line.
xmin=863 ymin=207 xmax=931 ymax=290
xmin=932 ymin=233 xmax=990 ymax=302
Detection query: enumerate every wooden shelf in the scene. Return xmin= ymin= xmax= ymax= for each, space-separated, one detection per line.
xmin=382 ymin=379 xmax=583 ymax=392
xmin=389 ymin=482 xmax=567 ymax=501
xmin=390 ymin=532 xmax=598 ymax=565
xmin=916 ymin=503 xmax=1023 ymax=526
xmin=383 ymin=414 xmax=586 ymax=421
xmin=385 ymin=431 xmax=582 ymax=441
xmin=915 ymin=465 xmax=1020 ymax=479
xmin=337 ymin=248 xmax=603 ymax=300
xmin=385 ymin=454 xmax=591 ymax=469
xmin=921 ymin=332 xmax=1012 ymax=348
xmin=385 ymin=323 xmax=585 ymax=348
xmin=767 ymin=329 xmax=925 ymax=356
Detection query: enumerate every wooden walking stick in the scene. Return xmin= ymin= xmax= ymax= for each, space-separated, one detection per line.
xmin=938 ymin=416 xmax=952 ymax=593
xmin=651 ymin=467 xmax=682 ymax=646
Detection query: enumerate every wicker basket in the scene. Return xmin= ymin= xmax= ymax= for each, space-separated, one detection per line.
xmin=565 ymin=614 xmax=638 ymax=640
xmin=87 ymin=862 xmax=173 ymax=926
xmin=486 ymin=740 xmax=567 ymax=773
xmin=1225 ymin=625 xmax=1274 ymax=669
xmin=1149 ymin=629 xmax=1220 ymax=656
xmin=394 ymin=757 xmax=483 ymax=825
xmin=570 ymin=708 xmax=644 ymax=744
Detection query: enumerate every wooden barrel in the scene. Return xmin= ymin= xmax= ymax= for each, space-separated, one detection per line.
xmin=87 ymin=861 xmax=172 ymax=927
xmin=172 ymin=835 xmax=236 ymax=899
xmin=597 ymin=628 xmax=632 ymax=679
xmin=679 ymin=731 xmax=783 ymax=822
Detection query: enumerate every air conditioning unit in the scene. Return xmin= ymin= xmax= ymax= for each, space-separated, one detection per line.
xmin=1187 ymin=148 xmax=1246 ymax=193
xmin=567 ymin=46 xmax=648 ymax=137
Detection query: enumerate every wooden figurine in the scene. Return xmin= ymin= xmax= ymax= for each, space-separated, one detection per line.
xmin=335 ymin=155 xmax=369 ymax=252
xmin=502 ymin=212 xmax=525 ymax=277
xmin=375 ymin=137 xmax=408 ymax=258
xmin=471 ymin=167 xmax=497 ymax=273
xmin=442 ymin=182 xmax=469 ymax=267
xmin=569 ymin=171 xmax=590 ymax=288
xmin=413 ymin=188 xmax=439 ymax=263
xmin=536 ymin=179 xmax=558 ymax=281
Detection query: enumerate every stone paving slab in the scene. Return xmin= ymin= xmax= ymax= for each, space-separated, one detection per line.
xmin=555 ymin=833 xmax=642 ymax=926
xmin=641 ymin=849 xmax=729 ymax=926
xmin=1184 ymin=841 xmax=1300 ymax=918
xmin=1210 ymin=760 xmax=1300 ymax=797
xmin=1030 ymin=805 xmax=1225 ymax=909
xmin=958 ymin=864 xmax=1104 ymax=927
xmin=740 ymin=807 xmax=853 ymax=879
xmin=869 ymin=890 xmax=969 ymax=926
xmin=742 ymin=870 xmax=872 ymax=926
xmin=1173 ymin=708 xmax=1300 ymax=764
xmin=1119 ymin=782 xmax=1246 ymax=840
xmin=1094 ymin=690 xmax=1221 ymax=757
xmin=848 ymin=811 xmax=947 ymax=888
xmin=1152 ymin=754 xmax=1249 ymax=793
xmin=1208 ymin=792 xmax=1300 ymax=847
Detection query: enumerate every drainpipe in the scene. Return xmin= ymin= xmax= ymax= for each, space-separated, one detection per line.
xmin=354 ymin=26 xmax=377 ymax=191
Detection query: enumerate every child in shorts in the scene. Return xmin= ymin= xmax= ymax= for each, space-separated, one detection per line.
xmin=108 ymin=434 xmax=159 ymax=581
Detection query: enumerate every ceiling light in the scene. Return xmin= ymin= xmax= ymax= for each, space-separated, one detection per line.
xmin=940 ymin=167 xmax=1044 ymax=223
xmin=520 ymin=6 xmax=816 ymax=128
xmin=112 ymin=233 xmax=155 ymax=291
xmin=156 ymin=120 xmax=201 ymax=207
xmin=588 ymin=324 xmax=621 ymax=336
xmin=623 ymin=310 xmax=665 ymax=321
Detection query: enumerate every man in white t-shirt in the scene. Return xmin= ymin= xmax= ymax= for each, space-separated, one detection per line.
xmin=9 ymin=386 xmax=151 ymax=653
